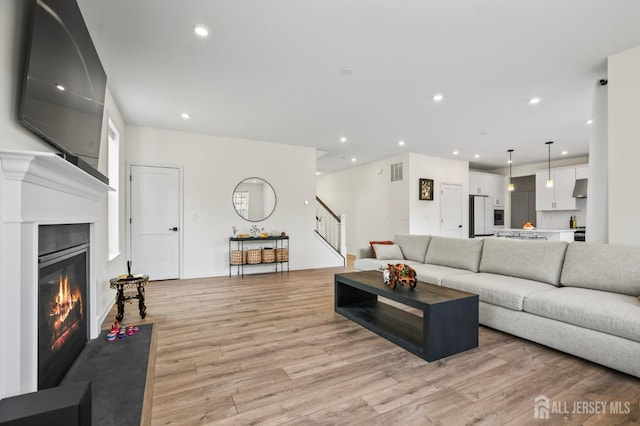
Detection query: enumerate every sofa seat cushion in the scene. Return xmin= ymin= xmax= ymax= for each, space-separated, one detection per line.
xmin=393 ymin=234 xmax=431 ymax=263
xmin=424 ymin=236 xmax=484 ymax=272
xmin=524 ymin=287 xmax=640 ymax=343
xmin=479 ymin=238 xmax=568 ymax=286
xmin=353 ymin=258 xmax=422 ymax=272
xmin=561 ymin=243 xmax=640 ymax=296
xmin=411 ymin=264 xmax=474 ymax=285
xmin=442 ymin=273 xmax=556 ymax=311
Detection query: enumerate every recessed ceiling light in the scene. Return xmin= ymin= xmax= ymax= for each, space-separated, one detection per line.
xmin=561 ymin=151 xmax=568 ymax=155
xmin=474 ymin=154 xmax=480 ymax=158
xmin=351 ymin=157 xmax=357 ymax=162
xmin=181 ymin=113 xmax=191 ymax=119
xmin=193 ymin=24 xmax=209 ymax=37
xmin=55 ymin=84 xmax=65 ymax=91
xmin=315 ymin=171 xmax=322 ymax=176
xmin=586 ymin=119 xmax=593 ymax=125
xmin=453 ymin=151 xmax=459 ymax=155
xmin=340 ymin=136 xmax=347 ymax=143
xmin=433 ymin=94 xmax=444 ymax=102
xmin=529 ymin=97 xmax=541 ymax=105
xmin=398 ymin=140 xmax=405 ymax=146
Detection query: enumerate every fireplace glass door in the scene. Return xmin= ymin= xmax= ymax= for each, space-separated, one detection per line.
xmin=38 ymin=224 xmax=89 ymax=390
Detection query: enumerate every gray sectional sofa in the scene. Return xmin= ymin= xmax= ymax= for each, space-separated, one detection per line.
xmin=354 ymin=234 xmax=640 ymax=378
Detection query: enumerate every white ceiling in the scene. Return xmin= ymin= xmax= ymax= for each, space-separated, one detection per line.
xmin=77 ymin=0 xmax=640 ymax=173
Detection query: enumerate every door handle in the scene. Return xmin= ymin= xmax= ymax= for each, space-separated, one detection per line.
xmin=458 ymin=225 xmax=463 ymax=228
xmin=169 ymin=227 xmax=178 ymax=231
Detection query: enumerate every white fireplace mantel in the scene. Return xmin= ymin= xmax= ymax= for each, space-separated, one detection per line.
xmin=0 ymin=150 xmax=111 ymax=398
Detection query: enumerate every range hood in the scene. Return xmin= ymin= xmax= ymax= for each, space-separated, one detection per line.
xmin=572 ymin=179 xmax=588 ymax=198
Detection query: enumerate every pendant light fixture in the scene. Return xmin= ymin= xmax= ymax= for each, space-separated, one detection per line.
xmin=545 ymin=141 xmax=554 ymax=188
xmin=507 ymin=149 xmax=515 ymax=191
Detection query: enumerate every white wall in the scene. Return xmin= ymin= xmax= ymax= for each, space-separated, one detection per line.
xmin=124 ymin=126 xmax=342 ymax=278
xmin=586 ymin=81 xmax=608 ymax=243
xmin=317 ymin=152 xmax=469 ymax=255
xmin=317 ymin=154 xmax=410 ymax=255
xmin=408 ymin=153 xmax=469 ymax=235
xmin=608 ymin=46 xmax=640 ymax=246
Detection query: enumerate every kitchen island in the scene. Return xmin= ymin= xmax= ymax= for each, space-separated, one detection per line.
xmin=496 ymin=228 xmax=576 ymax=242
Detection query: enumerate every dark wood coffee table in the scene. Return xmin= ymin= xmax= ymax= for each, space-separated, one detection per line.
xmin=335 ymin=270 xmax=478 ymax=362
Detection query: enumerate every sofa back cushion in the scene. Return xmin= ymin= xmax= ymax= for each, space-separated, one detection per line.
xmin=393 ymin=234 xmax=431 ymax=263
xmin=561 ymin=243 xmax=640 ymax=296
xmin=479 ymin=238 xmax=568 ymax=286
xmin=424 ymin=236 xmax=484 ymax=272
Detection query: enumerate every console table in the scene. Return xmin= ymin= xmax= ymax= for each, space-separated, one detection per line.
xmin=109 ymin=274 xmax=148 ymax=322
xmin=229 ymin=235 xmax=289 ymax=277
xmin=335 ymin=270 xmax=478 ymax=362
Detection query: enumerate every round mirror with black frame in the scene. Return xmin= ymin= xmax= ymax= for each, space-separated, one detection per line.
xmin=232 ymin=177 xmax=277 ymax=222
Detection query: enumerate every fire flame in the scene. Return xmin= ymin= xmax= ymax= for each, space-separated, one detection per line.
xmin=49 ymin=275 xmax=83 ymax=350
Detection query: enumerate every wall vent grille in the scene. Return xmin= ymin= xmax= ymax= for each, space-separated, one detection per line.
xmin=390 ymin=162 xmax=403 ymax=182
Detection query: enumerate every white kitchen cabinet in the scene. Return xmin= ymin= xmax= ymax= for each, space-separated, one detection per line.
xmin=469 ymin=172 xmax=505 ymax=207
xmin=554 ymin=168 xmax=577 ymax=209
xmin=469 ymin=171 xmax=491 ymax=195
xmin=535 ymin=167 xmax=576 ymax=210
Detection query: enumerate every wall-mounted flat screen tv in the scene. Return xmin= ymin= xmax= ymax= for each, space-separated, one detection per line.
xmin=20 ymin=0 xmax=108 ymax=184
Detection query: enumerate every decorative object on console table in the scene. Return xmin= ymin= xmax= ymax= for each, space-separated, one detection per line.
xmin=419 ymin=178 xmax=434 ymax=201
xmin=250 ymin=225 xmax=263 ymax=238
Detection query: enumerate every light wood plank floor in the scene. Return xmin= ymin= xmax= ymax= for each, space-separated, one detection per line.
xmin=105 ymin=266 xmax=640 ymax=425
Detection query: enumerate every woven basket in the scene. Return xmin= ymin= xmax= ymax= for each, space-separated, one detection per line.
xmin=261 ymin=248 xmax=275 ymax=263
xmin=230 ymin=250 xmax=247 ymax=265
xmin=275 ymin=248 xmax=289 ymax=262
xmin=247 ymin=249 xmax=262 ymax=264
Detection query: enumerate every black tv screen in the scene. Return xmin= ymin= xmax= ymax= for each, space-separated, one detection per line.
xmin=20 ymin=0 xmax=108 ymax=184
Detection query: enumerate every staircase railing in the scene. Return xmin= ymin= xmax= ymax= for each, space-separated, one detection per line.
xmin=315 ymin=196 xmax=346 ymax=262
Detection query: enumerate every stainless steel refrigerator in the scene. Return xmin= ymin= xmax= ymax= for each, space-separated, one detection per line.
xmin=469 ymin=195 xmax=494 ymax=237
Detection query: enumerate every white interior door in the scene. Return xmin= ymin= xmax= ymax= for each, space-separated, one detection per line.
xmin=441 ymin=183 xmax=464 ymax=238
xmin=130 ymin=165 xmax=181 ymax=280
